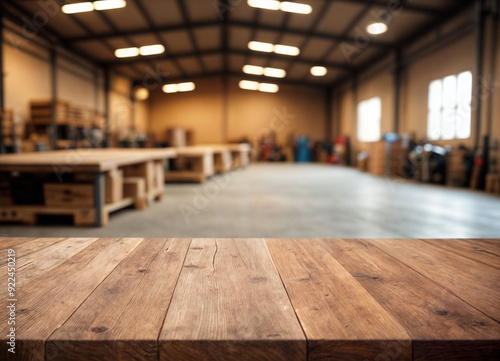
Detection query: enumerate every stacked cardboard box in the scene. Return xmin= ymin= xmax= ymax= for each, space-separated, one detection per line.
xmin=1 ymin=110 xmax=24 ymax=145
xmin=368 ymin=140 xmax=407 ymax=177
xmin=446 ymin=148 xmax=469 ymax=187
xmin=30 ymin=100 xmax=70 ymax=125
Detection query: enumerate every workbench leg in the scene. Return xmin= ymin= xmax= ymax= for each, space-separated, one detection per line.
xmin=94 ymin=172 xmax=105 ymax=226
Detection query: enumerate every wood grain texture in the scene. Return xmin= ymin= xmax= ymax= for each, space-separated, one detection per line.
xmin=266 ymin=238 xmax=411 ymax=361
xmin=422 ymin=239 xmax=500 ymax=269
xmin=160 ymin=238 xmax=306 ymax=361
xmin=0 ymin=237 xmax=35 ymax=250
xmin=318 ymin=238 xmax=500 ymax=361
xmin=0 ymin=238 xmax=142 ymax=361
xmin=0 ymin=237 xmax=63 ymax=255
xmin=369 ymin=238 xmax=500 ymax=322
xmin=48 ymin=238 xmax=191 ymax=361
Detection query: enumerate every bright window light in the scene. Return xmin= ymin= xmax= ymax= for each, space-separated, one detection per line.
xmin=263 ymin=67 xmax=286 ymax=78
xmin=178 ymin=82 xmax=196 ymax=92
xmin=248 ymin=41 xmax=274 ymax=53
xmin=258 ymin=83 xmax=279 ymax=93
xmin=243 ymin=65 xmax=264 ymax=75
xmin=62 ymin=2 xmax=94 ymax=14
xmin=163 ymin=84 xmax=179 ymax=93
xmin=247 ymin=0 xmax=280 ymax=11
xmin=274 ymin=44 xmax=300 ymax=56
xmin=139 ymin=44 xmax=165 ymax=56
xmin=427 ymin=71 xmax=472 ymax=140
xmin=280 ymin=2 xmax=312 ymax=14
xmin=114 ymin=47 xmax=139 ymax=58
xmin=366 ymin=22 xmax=388 ymax=35
xmin=93 ymin=0 xmax=127 ymax=11
xmin=310 ymin=66 xmax=327 ymax=76
xmin=357 ymin=97 xmax=381 ymax=142
xmin=239 ymin=80 xmax=260 ymax=90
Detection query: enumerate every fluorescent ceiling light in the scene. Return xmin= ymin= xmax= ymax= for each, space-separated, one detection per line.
xmin=139 ymin=44 xmax=165 ymax=56
xmin=134 ymin=88 xmax=149 ymax=100
xmin=62 ymin=2 xmax=94 ymax=14
xmin=274 ymin=44 xmax=300 ymax=56
xmin=243 ymin=65 xmax=264 ymax=75
xmin=310 ymin=66 xmax=327 ymax=76
xmin=178 ymin=82 xmax=196 ymax=92
xmin=93 ymin=0 xmax=127 ymax=11
xmin=263 ymin=67 xmax=286 ymax=78
xmin=115 ymin=47 xmax=139 ymax=58
xmin=366 ymin=22 xmax=388 ymax=35
xmin=239 ymin=80 xmax=259 ymax=90
xmin=163 ymin=84 xmax=179 ymax=93
xmin=280 ymin=2 xmax=312 ymax=14
xmin=258 ymin=83 xmax=279 ymax=93
xmin=248 ymin=41 xmax=274 ymax=53
xmin=248 ymin=0 xmax=280 ymax=10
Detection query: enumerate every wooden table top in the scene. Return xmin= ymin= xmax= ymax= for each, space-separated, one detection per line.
xmin=1 ymin=238 xmax=498 ymax=361
xmin=0 ymin=148 xmax=177 ymax=172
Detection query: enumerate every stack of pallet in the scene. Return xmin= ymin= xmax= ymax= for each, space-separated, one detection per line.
xmin=446 ymin=148 xmax=469 ymax=187
xmin=368 ymin=140 xmax=406 ymax=177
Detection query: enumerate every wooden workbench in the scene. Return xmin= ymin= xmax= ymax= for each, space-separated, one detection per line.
xmin=0 ymin=149 xmax=176 ymax=226
xmin=164 ymin=147 xmax=215 ymax=183
xmin=1 ymin=238 xmax=498 ymax=361
xmin=194 ymin=145 xmax=233 ymax=173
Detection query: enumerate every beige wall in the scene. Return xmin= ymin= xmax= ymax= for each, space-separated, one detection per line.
xmin=149 ymin=76 xmax=326 ymax=146
xmin=3 ymin=32 xmax=51 ymax=122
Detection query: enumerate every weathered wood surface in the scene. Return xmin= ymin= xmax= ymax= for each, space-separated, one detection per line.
xmin=0 ymin=238 xmax=498 ymax=361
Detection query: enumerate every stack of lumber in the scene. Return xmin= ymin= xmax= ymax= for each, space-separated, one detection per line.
xmin=368 ymin=140 xmax=406 ymax=177
xmin=1 ymin=109 xmax=24 ymax=145
xmin=446 ymin=148 xmax=469 ymax=187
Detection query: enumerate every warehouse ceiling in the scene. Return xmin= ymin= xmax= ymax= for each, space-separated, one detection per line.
xmin=4 ymin=0 xmax=473 ymax=87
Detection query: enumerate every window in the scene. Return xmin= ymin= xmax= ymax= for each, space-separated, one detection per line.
xmin=357 ymin=97 xmax=381 ymax=142
xmin=427 ymin=71 xmax=472 ymax=140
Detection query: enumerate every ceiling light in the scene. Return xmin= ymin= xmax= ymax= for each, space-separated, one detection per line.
xmin=62 ymin=2 xmax=94 ymax=14
xmin=263 ymin=67 xmax=286 ymax=78
xmin=115 ymin=47 xmax=139 ymax=58
xmin=243 ymin=65 xmax=264 ymax=75
xmin=258 ymin=83 xmax=279 ymax=93
xmin=93 ymin=0 xmax=127 ymax=11
xmin=239 ymin=80 xmax=260 ymax=90
xmin=310 ymin=66 xmax=327 ymax=76
xmin=248 ymin=41 xmax=274 ymax=53
xmin=134 ymin=88 xmax=149 ymax=100
xmin=139 ymin=44 xmax=165 ymax=56
xmin=178 ymin=82 xmax=196 ymax=92
xmin=247 ymin=0 xmax=280 ymax=11
xmin=163 ymin=84 xmax=179 ymax=93
xmin=274 ymin=44 xmax=300 ymax=56
xmin=280 ymin=2 xmax=312 ymax=14
xmin=366 ymin=22 xmax=388 ymax=35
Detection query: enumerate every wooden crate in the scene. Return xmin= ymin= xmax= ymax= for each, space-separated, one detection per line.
xmin=44 ymin=183 xmax=94 ymax=208
xmin=30 ymin=100 xmax=70 ymax=125
xmin=368 ymin=141 xmax=407 ymax=177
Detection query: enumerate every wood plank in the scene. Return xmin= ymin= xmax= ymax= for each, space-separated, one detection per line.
xmin=317 ymin=238 xmax=500 ymax=361
xmin=159 ymin=238 xmax=306 ymax=361
xmin=0 ymin=238 xmax=99 ymax=298
xmin=0 ymin=237 xmax=36 ymax=250
xmin=266 ymin=238 xmax=411 ymax=361
xmin=48 ymin=238 xmax=191 ymax=361
xmin=369 ymin=238 xmax=500 ymax=322
xmin=0 ymin=237 xmax=142 ymax=361
xmin=422 ymin=239 xmax=500 ymax=269
xmin=0 ymin=237 xmax=66 ymax=257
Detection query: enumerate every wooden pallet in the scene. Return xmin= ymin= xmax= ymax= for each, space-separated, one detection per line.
xmin=0 ymin=238 xmax=498 ymax=361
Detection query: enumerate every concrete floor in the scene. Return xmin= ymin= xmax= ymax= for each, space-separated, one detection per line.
xmin=1 ymin=163 xmax=500 ymax=238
